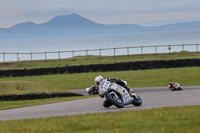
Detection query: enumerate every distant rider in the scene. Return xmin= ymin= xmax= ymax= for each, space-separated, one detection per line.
xmin=168 ymin=82 xmax=178 ymax=91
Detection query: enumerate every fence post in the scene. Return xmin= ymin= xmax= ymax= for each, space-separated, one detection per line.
xmin=99 ymin=49 xmax=101 ymax=59
xmin=197 ymin=44 xmax=199 ymax=52
xmin=127 ymin=47 xmax=129 ymax=55
xmin=17 ymin=53 xmax=19 ymax=62
xmin=168 ymin=45 xmax=171 ymax=53
xmin=31 ymin=53 xmax=32 ymax=60
xmin=182 ymin=44 xmax=184 ymax=51
xmin=155 ymin=46 xmax=157 ymax=54
xmin=45 ymin=52 xmax=47 ymax=60
xmin=86 ymin=50 xmax=88 ymax=56
xmin=58 ymin=51 xmax=61 ymax=60
xmin=114 ymin=48 xmax=116 ymax=56
xmin=3 ymin=53 xmax=5 ymax=62
xmin=72 ymin=51 xmax=75 ymax=61
xmin=141 ymin=46 xmax=143 ymax=54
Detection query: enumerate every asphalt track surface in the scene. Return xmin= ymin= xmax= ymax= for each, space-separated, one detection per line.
xmin=0 ymin=86 xmax=200 ymax=121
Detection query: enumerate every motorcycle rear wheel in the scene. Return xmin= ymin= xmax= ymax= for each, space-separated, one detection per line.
xmin=178 ymin=87 xmax=183 ymax=90
xmin=132 ymin=95 xmax=142 ymax=106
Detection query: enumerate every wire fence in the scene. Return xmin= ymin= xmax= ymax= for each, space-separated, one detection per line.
xmin=0 ymin=44 xmax=199 ymax=62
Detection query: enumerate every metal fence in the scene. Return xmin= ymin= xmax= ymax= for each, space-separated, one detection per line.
xmin=0 ymin=43 xmax=199 ymax=62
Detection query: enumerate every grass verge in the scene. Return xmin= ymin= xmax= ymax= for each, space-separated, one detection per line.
xmin=0 ymin=81 xmax=66 ymax=95
xmin=0 ymin=105 xmax=199 ymax=133
xmin=0 ymin=52 xmax=199 ymax=70
xmin=0 ymin=95 xmax=96 ymax=110
xmin=0 ymin=67 xmax=199 ymax=92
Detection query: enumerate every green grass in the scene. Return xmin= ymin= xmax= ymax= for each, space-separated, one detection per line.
xmin=1 ymin=52 xmax=199 ymax=70
xmin=0 ymin=105 xmax=200 ymax=133
xmin=0 ymin=95 xmax=96 ymax=110
xmin=0 ymin=81 xmax=66 ymax=95
xmin=0 ymin=67 xmax=199 ymax=92
xmin=0 ymin=66 xmax=199 ymax=110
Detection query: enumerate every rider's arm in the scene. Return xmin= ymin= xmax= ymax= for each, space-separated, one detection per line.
xmin=106 ymin=78 xmax=117 ymax=83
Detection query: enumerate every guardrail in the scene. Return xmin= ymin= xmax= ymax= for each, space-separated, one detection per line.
xmin=0 ymin=43 xmax=199 ymax=62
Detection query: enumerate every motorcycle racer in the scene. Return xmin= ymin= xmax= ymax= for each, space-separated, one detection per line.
xmin=95 ymin=75 xmax=134 ymax=94
xmin=168 ymin=82 xmax=182 ymax=91
xmin=95 ymin=75 xmax=135 ymax=108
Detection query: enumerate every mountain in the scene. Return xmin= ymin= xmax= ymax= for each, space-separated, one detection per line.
xmin=40 ymin=14 xmax=101 ymax=29
xmin=0 ymin=13 xmax=200 ymax=39
xmin=147 ymin=21 xmax=200 ymax=32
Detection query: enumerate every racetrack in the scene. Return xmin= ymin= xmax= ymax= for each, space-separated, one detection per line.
xmin=0 ymin=86 xmax=200 ymax=121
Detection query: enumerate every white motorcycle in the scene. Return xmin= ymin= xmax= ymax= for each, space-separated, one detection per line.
xmin=99 ymin=80 xmax=142 ymax=108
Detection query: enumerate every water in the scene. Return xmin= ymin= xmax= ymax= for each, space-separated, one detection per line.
xmin=0 ymin=30 xmax=200 ymax=62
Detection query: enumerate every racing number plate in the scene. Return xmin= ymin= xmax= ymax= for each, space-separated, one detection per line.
xmin=103 ymin=81 xmax=110 ymax=90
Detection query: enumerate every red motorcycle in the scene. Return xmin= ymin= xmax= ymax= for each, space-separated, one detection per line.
xmin=168 ymin=82 xmax=183 ymax=91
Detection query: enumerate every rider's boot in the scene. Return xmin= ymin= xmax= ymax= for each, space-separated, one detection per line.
xmin=125 ymin=86 xmax=135 ymax=96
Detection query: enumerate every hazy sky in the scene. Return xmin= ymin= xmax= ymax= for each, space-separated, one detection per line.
xmin=1 ymin=0 xmax=200 ymax=28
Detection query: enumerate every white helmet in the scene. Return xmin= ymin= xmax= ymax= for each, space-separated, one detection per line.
xmin=95 ymin=75 xmax=103 ymax=86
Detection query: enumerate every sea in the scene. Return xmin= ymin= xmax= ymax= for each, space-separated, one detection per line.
xmin=0 ymin=30 xmax=200 ymax=62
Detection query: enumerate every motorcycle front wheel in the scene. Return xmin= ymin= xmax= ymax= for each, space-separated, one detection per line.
xmin=107 ymin=93 xmax=124 ymax=108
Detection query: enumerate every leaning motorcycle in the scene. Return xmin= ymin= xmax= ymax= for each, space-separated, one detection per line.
xmin=168 ymin=83 xmax=183 ymax=91
xmin=99 ymin=80 xmax=142 ymax=108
